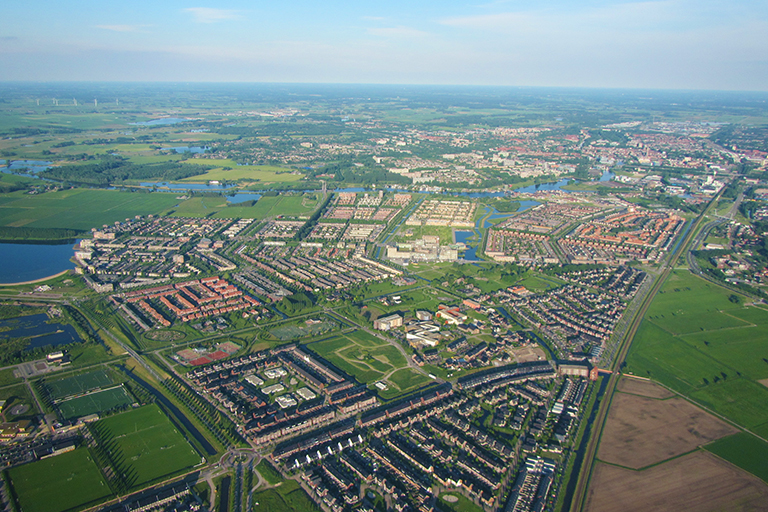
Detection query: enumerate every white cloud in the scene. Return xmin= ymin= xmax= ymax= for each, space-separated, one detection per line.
xmin=184 ymin=7 xmax=241 ymax=24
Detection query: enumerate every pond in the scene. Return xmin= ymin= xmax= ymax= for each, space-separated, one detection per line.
xmin=0 ymin=241 xmax=78 ymax=284
xmin=0 ymin=314 xmax=84 ymax=351
xmin=161 ymin=146 xmax=209 ymax=154
xmin=226 ymin=193 xmax=262 ymax=204
xmin=129 ymin=118 xmax=189 ymax=126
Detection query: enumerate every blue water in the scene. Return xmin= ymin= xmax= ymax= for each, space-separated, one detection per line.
xmin=0 ymin=313 xmax=84 ymax=350
xmin=162 ymin=146 xmax=209 ymax=154
xmin=454 ymin=230 xmax=480 ymax=261
xmin=0 ymin=241 xmax=77 ymax=283
xmin=140 ymin=181 xmax=236 ymax=191
xmin=599 ymin=171 xmax=615 ymax=182
xmin=514 ymin=178 xmax=572 ymax=194
xmin=130 ymin=118 xmax=189 ymax=126
xmin=1 ymin=160 xmax=54 ymax=179
xmin=227 ymin=193 xmax=262 ymax=204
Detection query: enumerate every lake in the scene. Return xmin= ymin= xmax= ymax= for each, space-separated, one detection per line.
xmin=0 ymin=241 xmax=77 ymax=284
xmin=161 ymin=146 xmax=209 ymax=154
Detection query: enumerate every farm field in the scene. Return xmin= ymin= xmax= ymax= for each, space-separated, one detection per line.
xmin=8 ymin=448 xmax=111 ymax=512
xmin=624 ymin=270 xmax=768 ymax=433
xmin=0 ymin=189 xmax=179 ymax=230
xmin=45 ymin=369 xmax=114 ymax=400
xmin=704 ymin=432 xmax=768 ymax=483
xmin=596 ymin=377 xmax=737 ymax=469
xmin=58 ymin=385 xmax=134 ymax=419
xmin=584 ymin=452 xmax=768 ymax=512
xmin=91 ymin=404 xmax=201 ymax=488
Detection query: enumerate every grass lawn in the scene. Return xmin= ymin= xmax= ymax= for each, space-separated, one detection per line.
xmin=252 ymin=480 xmax=319 ymax=512
xmin=255 ymin=459 xmax=283 ymax=486
xmin=0 ymin=189 xmax=179 ymax=230
xmin=385 ymin=368 xmax=432 ymax=397
xmin=704 ymin=432 xmax=768 ymax=483
xmin=8 ymin=448 xmax=111 ymax=512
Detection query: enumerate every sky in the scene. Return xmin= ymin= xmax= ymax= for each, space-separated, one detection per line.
xmin=1 ymin=0 xmax=767 ymax=91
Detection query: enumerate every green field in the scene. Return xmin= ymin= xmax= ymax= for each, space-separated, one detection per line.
xmin=46 ymin=369 xmax=114 ymax=401
xmin=308 ymin=333 xmax=408 ymax=385
xmin=251 ymin=479 xmax=318 ymax=512
xmin=179 ymin=159 xmax=302 ymax=182
xmin=0 ymin=189 xmax=179 ymax=230
xmin=58 ymin=385 xmax=134 ymax=419
xmin=625 ymin=269 xmax=768 ymax=431
xmin=8 ymin=448 xmax=111 ymax=512
xmin=255 ymin=459 xmax=283 ymax=486
xmin=92 ymin=404 xmax=201 ymax=488
xmin=168 ymin=192 xmax=320 ymax=220
xmin=704 ymin=432 xmax=768 ymax=483
xmin=385 ymin=368 xmax=433 ymax=397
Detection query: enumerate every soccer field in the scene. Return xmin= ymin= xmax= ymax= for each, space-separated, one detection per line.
xmin=8 ymin=448 xmax=111 ymax=512
xmin=46 ymin=369 xmax=114 ymax=401
xmin=58 ymin=385 xmax=134 ymax=419
xmin=92 ymin=404 xmax=202 ymax=488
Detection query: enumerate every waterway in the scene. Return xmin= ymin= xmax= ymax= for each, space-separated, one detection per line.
xmin=560 ymin=375 xmax=610 ymax=511
xmin=0 ymin=241 xmax=77 ymax=284
xmin=139 ymin=181 xmax=236 ymax=191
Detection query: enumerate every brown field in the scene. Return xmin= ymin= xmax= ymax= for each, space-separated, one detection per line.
xmin=759 ymin=378 xmax=768 ymax=389
xmin=616 ymin=376 xmax=674 ymax=399
xmin=597 ymin=392 xmax=737 ymax=469
xmin=510 ymin=346 xmax=547 ymax=363
xmin=585 ymin=452 xmax=768 ymax=512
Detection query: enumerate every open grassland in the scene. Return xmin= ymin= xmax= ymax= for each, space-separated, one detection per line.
xmin=8 ymin=448 xmax=111 ymax=512
xmin=93 ymin=404 xmax=201 ymax=488
xmin=179 ymin=159 xmax=302 ymax=182
xmin=584 ymin=452 xmax=768 ymax=512
xmin=625 ymin=270 xmax=768 ymax=433
xmin=705 ymin=432 xmax=768 ymax=483
xmin=0 ymin=189 xmax=179 ymax=230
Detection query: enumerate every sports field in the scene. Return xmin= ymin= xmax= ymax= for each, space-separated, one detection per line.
xmin=46 ymin=369 xmax=114 ymax=400
xmin=93 ymin=404 xmax=201 ymax=488
xmin=625 ymin=270 xmax=768 ymax=433
xmin=58 ymin=385 xmax=134 ymax=419
xmin=8 ymin=448 xmax=111 ymax=512
xmin=0 ymin=189 xmax=179 ymax=230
